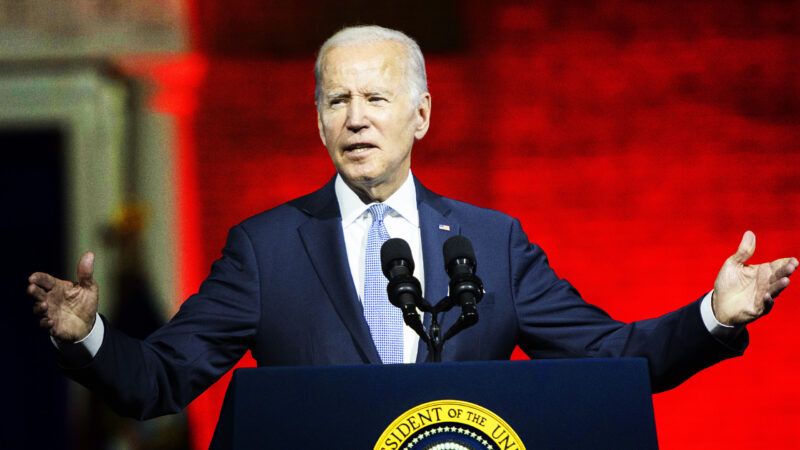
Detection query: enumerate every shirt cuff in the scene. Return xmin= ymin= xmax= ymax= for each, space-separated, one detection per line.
xmin=700 ymin=291 xmax=743 ymax=341
xmin=50 ymin=313 xmax=104 ymax=365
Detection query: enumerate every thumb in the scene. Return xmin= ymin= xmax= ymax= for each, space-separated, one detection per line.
xmin=77 ymin=251 xmax=95 ymax=287
xmin=730 ymin=231 xmax=756 ymax=265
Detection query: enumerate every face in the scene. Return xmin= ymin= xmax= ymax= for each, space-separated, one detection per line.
xmin=317 ymin=40 xmax=431 ymax=202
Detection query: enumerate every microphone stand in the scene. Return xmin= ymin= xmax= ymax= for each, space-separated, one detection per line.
xmin=383 ymin=247 xmax=484 ymax=362
xmin=408 ymin=294 xmax=479 ymax=363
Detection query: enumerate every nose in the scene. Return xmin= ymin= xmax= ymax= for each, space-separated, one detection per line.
xmin=346 ymin=97 xmax=369 ymax=132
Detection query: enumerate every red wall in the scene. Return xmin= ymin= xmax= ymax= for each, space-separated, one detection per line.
xmin=178 ymin=2 xmax=800 ymax=448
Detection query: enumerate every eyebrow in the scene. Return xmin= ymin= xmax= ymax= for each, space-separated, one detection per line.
xmin=325 ymin=89 xmax=393 ymax=99
xmin=325 ymin=91 xmax=350 ymax=99
xmin=363 ymin=91 xmax=390 ymax=97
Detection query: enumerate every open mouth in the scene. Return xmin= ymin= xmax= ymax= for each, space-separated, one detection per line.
xmin=344 ymin=143 xmax=378 ymax=153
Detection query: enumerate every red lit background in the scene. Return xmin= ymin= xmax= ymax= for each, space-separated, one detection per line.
xmin=171 ymin=1 xmax=799 ymax=448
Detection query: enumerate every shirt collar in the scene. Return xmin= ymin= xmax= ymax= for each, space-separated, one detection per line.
xmin=335 ymin=171 xmax=419 ymax=227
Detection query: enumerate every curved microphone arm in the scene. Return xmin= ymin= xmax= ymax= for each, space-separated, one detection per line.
xmin=386 ymin=275 xmax=428 ymax=346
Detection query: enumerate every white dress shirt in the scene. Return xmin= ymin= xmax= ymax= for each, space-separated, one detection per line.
xmin=335 ymin=171 xmax=423 ymax=363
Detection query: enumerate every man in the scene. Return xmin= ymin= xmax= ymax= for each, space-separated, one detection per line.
xmin=28 ymin=26 xmax=796 ymax=420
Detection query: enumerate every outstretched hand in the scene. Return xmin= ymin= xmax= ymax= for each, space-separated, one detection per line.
xmin=713 ymin=231 xmax=797 ymax=326
xmin=27 ymin=251 xmax=99 ymax=342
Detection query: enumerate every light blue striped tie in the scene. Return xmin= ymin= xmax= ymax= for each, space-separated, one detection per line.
xmin=364 ymin=203 xmax=403 ymax=364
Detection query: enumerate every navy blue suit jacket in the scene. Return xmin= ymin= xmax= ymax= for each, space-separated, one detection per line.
xmin=65 ymin=177 xmax=747 ymax=419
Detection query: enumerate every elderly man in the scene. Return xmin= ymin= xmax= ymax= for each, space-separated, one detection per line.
xmin=28 ymin=26 xmax=796 ymax=419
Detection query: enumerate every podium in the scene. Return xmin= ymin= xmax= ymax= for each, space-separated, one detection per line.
xmin=210 ymin=358 xmax=658 ymax=449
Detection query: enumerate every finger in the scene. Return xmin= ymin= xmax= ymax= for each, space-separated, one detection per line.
xmin=76 ymin=251 xmax=95 ymax=288
xmin=730 ymin=231 xmax=756 ymax=265
xmin=770 ymin=259 xmax=797 ymax=283
xmin=767 ymin=277 xmax=790 ymax=299
xmin=763 ymin=297 xmax=775 ymax=315
xmin=32 ymin=301 xmax=48 ymax=315
xmin=39 ymin=317 xmax=53 ymax=329
xmin=27 ymin=284 xmax=47 ymax=301
xmin=28 ymin=272 xmax=57 ymax=291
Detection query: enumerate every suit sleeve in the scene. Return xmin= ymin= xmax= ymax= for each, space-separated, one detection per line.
xmin=61 ymin=225 xmax=261 ymax=419
xmin=508 ymin=219 xmax=748 ymax=392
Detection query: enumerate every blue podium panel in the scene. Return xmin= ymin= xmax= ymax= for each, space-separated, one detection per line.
xmin=211 ymin=359 xmax=657 ymax=450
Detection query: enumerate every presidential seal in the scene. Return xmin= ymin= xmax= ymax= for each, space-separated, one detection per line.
xmin=374 ymin=400 xmax=525 ymax=450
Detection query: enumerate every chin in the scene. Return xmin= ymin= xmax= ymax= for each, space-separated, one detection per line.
xmin=352 ymin=175 xmax=382 ymax=188
xmin=342 ymin=166 xmax=382 ymax=185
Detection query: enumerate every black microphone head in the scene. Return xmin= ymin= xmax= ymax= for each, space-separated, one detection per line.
xmin=443 ymin=235 xmax=475 ymax=263
xmin=443 ymin=235 xmax=476 ymax=276
xmin=381 ymin=238 xmax=415 ymax=278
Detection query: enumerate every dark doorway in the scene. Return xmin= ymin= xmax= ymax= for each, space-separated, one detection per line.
xmin=0 ymin=127 xmax=70 ymax=449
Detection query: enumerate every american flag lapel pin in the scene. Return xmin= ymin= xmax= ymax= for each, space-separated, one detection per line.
xmin=438 ymin=224 xmax=451 ymax=231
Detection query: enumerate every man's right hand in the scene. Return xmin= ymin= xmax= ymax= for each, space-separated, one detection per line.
xmin=28 ymin=251 xmax=99 ymax=343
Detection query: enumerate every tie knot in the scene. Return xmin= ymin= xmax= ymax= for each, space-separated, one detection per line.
xmin=368 ymin=203 xmax=390 ymax=223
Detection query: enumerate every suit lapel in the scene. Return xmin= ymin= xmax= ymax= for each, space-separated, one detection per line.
xmin=295 ymin=180 xmax=382 ymax=364
xmin=414 ymin=179 xmax=461 ymax=362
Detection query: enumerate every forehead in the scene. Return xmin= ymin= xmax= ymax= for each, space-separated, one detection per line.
xmin=320 ymin=41 xmax=408 ymax=91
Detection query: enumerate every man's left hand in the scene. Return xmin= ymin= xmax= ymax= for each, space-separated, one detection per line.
xmin=712 ymin=231 xmax=797 ymax=326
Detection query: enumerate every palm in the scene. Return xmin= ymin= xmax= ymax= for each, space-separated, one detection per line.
xmin=44 ymin=280 xmax=98 ymax=341
xmin=712 ymin=232 xmax=797 ymax=326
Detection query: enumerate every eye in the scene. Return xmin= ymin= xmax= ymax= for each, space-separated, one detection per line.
xmin=328 ymin=96 xmax=348 ymax=107
xmin=368 ymin=96 xmax=388 ymax=104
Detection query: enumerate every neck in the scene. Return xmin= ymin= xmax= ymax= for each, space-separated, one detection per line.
xmin=347 ymin=181 xmax=398 ymax=204
xmin=344 ymin=171 xmax=410 ymax=204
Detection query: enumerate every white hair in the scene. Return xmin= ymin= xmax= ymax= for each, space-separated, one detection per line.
xmin=314 ymin=25 xmax=428 ymax=107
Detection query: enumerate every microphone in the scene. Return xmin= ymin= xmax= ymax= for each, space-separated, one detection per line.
xmin=380 ymin=238 xmax=427 ymax=339
xmin=442 ymin=235 xmax=484 ymax=338
xmin=381 ymin=238 xmax=415 ymax=283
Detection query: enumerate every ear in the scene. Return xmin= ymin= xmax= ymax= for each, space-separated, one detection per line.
xmin=413 ymin=92 xmax=431 ymax=140
xmin=316 ymin=106 xmax=327 ymax=147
